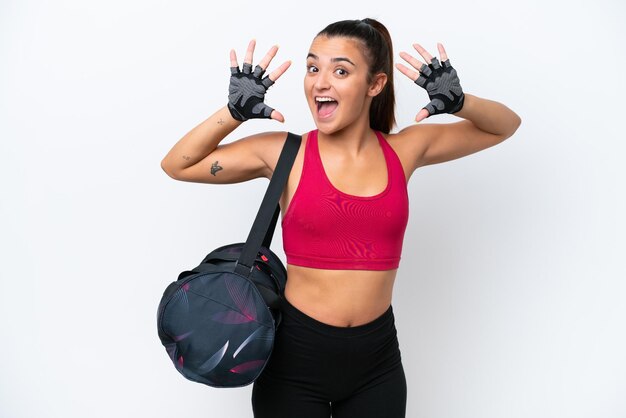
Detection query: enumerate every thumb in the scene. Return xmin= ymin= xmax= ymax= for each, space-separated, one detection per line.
xmin=271 ymin=109 xmax=285 ymax=123
xmin=415 ymin=108 xmax=430 ymax=123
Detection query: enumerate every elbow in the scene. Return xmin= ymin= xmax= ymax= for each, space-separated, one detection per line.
xmin=160 ymin=159 xmax=179 ymax=180
xmin=514 ymin=114 xmax=522 ymax=129
xmin=506 ymin=113 xmax=522 ymax=138
xmin=496 ymin=116 xmax=522 ymax=145
xmin=513 ymin=115 xmax=522 ymax=135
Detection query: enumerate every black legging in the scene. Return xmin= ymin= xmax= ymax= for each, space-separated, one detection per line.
xmin=251 ymin=295 xmax=407 ymax=417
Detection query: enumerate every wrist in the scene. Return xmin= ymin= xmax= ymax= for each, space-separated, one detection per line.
xmin=452 ymin=93 xmax=473 ymax=119
xmin=227 ymin=103 xmax=247 ymax=122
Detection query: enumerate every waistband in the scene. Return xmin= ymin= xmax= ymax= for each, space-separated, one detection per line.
xmin=279 ymin=295 xmax=394 ymax=338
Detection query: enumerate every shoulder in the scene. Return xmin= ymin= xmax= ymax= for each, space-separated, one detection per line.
xmin=377 ymin=126 xmax=430 ymax=175
xmin=253 ymin=130 xmax=310 ymax=178
xmin=378 ymin=126 xmax=429 ymax=155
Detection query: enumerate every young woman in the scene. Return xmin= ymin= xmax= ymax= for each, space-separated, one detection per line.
xmin=161 ymin=18 xmax=521 ymax=418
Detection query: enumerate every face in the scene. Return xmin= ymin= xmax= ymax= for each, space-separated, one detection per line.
xmin=304 ymin=35 xmax=387 ymax=134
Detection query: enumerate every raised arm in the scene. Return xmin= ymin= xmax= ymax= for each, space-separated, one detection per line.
xmin=399 ymin=93 xmax=521 ymax=167
xmin=160 ymin=105 xmax=286 ymax=184
xmin=160 ymin=39 xmax=291 ymax=184
xmin=395 ymin=42 xmax=521 ymax=169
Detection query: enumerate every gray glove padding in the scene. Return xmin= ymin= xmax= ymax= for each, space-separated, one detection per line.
xmin=227 ymin=62 xmax=275 ymax=121
xmin=415 ymin=57 xmax=465 ymax=117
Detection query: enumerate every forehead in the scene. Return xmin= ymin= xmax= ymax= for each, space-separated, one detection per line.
xmin=307 ymin=36 xmax=365 ymax=64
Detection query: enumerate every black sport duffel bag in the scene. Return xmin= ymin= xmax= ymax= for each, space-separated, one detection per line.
xmin=157 ymin=131 xmax=300 ymax=388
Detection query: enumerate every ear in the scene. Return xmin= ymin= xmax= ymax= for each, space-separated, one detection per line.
xmin=368 ymin=72 xmax=388 ymax=97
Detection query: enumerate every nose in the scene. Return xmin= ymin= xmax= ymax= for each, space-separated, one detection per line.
xmin=313 ymin=69 xmax=331 ymax=90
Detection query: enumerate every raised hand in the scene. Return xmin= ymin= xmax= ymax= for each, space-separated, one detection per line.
xmin=396 ymin=42 xmax=465 ymax=123
xmin=228 ymin=39 xmax=291 ymax=122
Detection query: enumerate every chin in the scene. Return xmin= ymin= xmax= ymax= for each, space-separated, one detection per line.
xmin=309 ymin=113 xmax=330 ymax=132
xmin=313 ymin=123 xmax=331 ymax=135
xmin=316 ymin=124 xmax=349 ymax=137
xmin=311 ymin=113 xmax=342 ymax=134
xmin=311 ymin=115 xmax=336 ymax=133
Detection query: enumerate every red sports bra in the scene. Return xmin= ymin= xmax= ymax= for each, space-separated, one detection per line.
xmin=281 ymin=129 xmax=409 ymax=270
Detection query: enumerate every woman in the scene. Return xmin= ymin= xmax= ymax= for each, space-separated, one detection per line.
xmin=161 ymin=18 xmax=521 ymax=418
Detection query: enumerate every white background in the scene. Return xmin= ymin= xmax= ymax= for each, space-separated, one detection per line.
xmin=1 ymin=0 xmax=625 ymax=417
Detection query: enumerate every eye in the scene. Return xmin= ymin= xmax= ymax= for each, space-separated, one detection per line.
xmin=306 ymin=65 xmax=318 ymax=73
xmin=335 ymin=68 xmax=348 ymax=76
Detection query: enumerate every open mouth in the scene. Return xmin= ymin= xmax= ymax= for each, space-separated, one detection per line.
xmin=316 ymin=97 xmax=338 ymax=119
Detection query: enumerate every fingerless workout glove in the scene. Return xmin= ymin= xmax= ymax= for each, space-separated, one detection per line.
xmin=227 ymin=63 xmax=275 ymax=121
xmin=415 ymin=57 xmax=465 ymax=117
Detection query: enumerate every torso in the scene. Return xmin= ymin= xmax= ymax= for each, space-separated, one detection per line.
xmin=275 ymin=130 xmax=417 ymax=327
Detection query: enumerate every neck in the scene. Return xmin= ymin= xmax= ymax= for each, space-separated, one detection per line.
xmin=317 ymin=114 xmax=376 ymax=158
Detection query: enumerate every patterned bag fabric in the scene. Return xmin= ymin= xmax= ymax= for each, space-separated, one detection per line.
xmin=157 ymin=132 xmax=301 ymax=388
xmin=157 ymin=243 xmax=286 ymax=387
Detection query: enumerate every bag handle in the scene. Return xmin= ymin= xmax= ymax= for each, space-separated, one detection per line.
xmin=234 ymin=132 xmax=301 ymax=277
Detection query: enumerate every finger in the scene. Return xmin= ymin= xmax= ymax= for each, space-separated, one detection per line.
xmin=412 ymin=43 xmax=434 ymax=64
xmin=398 ymin=51 xmax=426 ymax=73
xmin=395 ymin=62 xmax=420 ymax=82
xmin=271 ymin=110 xmax=285 ymax=123
xmin=256 ymin=45 xmax=279 ymax=75
xmin=244 ymin=39 xmax=255 ymax=66
xmin=267 ymin=60 xmax=292 ymax=83
xmin=230 ymin=49 xmax=239 ymax=69
xmin=415 ymin=108 xmax=430 ymax=123
xmin=437 ymin=42 xmax=448 ymax=62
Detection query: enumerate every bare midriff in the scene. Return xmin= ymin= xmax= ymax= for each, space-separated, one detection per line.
xmin=283 ymin=263 xmax=397 ymax=327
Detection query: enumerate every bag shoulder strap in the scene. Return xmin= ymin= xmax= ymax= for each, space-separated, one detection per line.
xmin=235 ymin=132 xmax=301 ymax=277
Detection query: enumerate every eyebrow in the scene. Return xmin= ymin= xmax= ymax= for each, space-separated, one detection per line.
xmin=306 ymin=53 xmax=356 ymax=67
